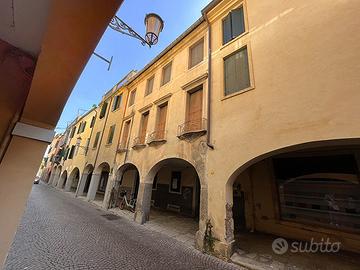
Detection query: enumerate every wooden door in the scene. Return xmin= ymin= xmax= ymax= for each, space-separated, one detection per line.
xmin=187 ymin=87 xmax=203 ymax=131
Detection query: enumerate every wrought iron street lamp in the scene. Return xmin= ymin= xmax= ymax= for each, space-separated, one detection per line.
xmin=109 ymin=13 xmax=164 ymax=47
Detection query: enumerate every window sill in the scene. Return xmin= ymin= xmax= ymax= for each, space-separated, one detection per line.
xmin=188 ymin=60 xmax=204 ymax=71
xmin=221 ymin=85 xmax=255 ymax=101
xmin=220 ymin=31 xmax=249 ymax=51
xmin=132 ymin=144 xmax=146 ymax=150
xmin=177 ymin=129 xmax=207 ymax=140
xmin=147 ymin=138 xmax=167 ymax=146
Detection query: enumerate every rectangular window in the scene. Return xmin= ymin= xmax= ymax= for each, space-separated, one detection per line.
xmin=90 ymin=116 xmax=96 ymax=128
xmin=128 ymin=90 xmax=136 ymax=107
xmin=81 ymin=122 xmax=86 ymax=133
xmin=112 ymin=94 xmax=122 ymax=111
xmin=139 ymin=111 xmax=149 ymax=144
xmin=156 ymin=102 xmax=168 ymax=139
xmin=68 ymin=145 xmax=76 ymax=159
xmin=189 ymin=38 xmax=204 ymax=68
xmin=145 ymin=76 xmax=154 ymax=96
xmin=107 ymin=125 xmax=116 ymax=144
xmin=77 ymin=124 xmax=82 ymax=134
xmin=121 ymin=120 xmax=131 ymax=147
xmin=186 ymin=86 xmax=203 ymax=131
xmin=161 ymin=62 xmax=172 ymax=86
xmin=99 ymin=102 xmax=108 ymax=119
xmin=170 ymin=171 xmax=181 ymax=193
xmin=223 ymin=7 xmax=245 ymax=45
xmin=224 ymin=46 xmax=251 ymax=96
xmin=70 ymin=126 xmax=76 ymax=138
xmin=85 ymin=138 xmax=90 ymax=156
xmin=93 ymin=132 xmax=101 ymax=148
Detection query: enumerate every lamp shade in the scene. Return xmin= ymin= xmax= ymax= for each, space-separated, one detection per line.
xmin=144 ymin=13 xmax=164 ymax=46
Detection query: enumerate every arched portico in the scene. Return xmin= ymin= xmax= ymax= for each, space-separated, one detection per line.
xmin=52 ymin=166 xmax=62 ymax=187
xmin=134 ymin=158 xmax=204 ymax=235
xmin=223 ymin=139 xmax=360 ymax=256
xmin=77 ymin=164 xmax=94 ymax=197
xmin=86 ymin=162 xmax=110 ymax=202
xmin=57 ymin=170 xmax=68 ymax=189
xmin=106 ymin=163 xmax=140 ymax=210
xmin=65 ymin=167 xmax=80 ymax=192
xmin=48 ymin=166 xmax=57 ymax=185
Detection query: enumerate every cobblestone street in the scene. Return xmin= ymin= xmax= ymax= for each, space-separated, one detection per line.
xmin=3 ymin=184 xmax=241 ymax=270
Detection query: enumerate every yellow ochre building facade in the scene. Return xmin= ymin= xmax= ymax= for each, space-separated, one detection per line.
xmin=45 ymin=0 xmax=360 ymax=259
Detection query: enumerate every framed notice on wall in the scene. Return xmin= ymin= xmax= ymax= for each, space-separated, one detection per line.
xmin=170 ymin=171 xmax=181 ymax=193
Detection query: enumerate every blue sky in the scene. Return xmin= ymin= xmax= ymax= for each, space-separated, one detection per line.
xmin=56 ymin=0 xmax=212 ymax=133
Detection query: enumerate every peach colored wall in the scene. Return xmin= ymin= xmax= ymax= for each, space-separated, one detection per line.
xmin=206 ymin=0 xmax=360 ymax=254
xmin=0 ymin=137 xmax=47 ymax=265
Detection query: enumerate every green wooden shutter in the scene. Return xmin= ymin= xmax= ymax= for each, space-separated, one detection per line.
xmin=231 ymin=7 xmax=245 ymax=38
xmin=222 ymin=14 xmax=232 ymax=45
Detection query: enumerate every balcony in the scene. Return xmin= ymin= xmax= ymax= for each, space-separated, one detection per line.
xmin=147 ymin=130 xmax=167 ymax=145
xmin=116 ymin=143 xmax=128 ymax=153
xmin=177 ymin=118 xmax=207 ymax=139
xmin=132 ymin=136 xmax=146 ymax=149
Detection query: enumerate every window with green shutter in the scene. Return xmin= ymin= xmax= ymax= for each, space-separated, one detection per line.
xmin=112 ymin=94 xmax=122 ymax=111
xmin=224 ymin=46 xmax=251 ymax=96
xmin=93 ymin=132 xmax=101 ymax=148
xmin=107 ymin=125 xmax=115 ymax=144
xmin=222 ymin=7 xmax=245 ymax=45
xmin=99 ymin=102 xmax=108 ymax=119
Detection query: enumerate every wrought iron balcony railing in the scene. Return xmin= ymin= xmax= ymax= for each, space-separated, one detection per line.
xmin=147 ymin=130 xmax=167 ymax=145
xmin=177 ymin=118 xmax=207 ymax=138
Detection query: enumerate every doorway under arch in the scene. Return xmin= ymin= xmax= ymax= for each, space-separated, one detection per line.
xmin=66 ymin=167 xmax=80 ymax=192
xmin=87 ymin=162 xmax=110 ymax=203
xmin=109 ymin=163 xmax=140 ymax=212
xmin=58 ymin=170 xmax=68 ymax=189
xmin=227 ymin=142 xmax=360 ymax=265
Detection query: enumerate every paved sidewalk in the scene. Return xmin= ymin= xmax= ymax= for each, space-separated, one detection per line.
xmin=3 ymin=184 xmax=242 ymax=270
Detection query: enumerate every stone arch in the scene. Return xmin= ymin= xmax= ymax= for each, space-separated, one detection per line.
xmin=65 ymin=167 xmax=80 ymax=192
xmin=58 ymin=170 xmax=68 ymax=189
xmin=134 ymin=157 xmax=205 ymax=233
xmin=86 ymin=162 xmax=111 ymax=202
xmin=77 ymin=164 xmax=94 ymax=196
xmin=224 ymin=138 xmax=360 ymax=254
xmin=48 ymin=165 xmax=58 ymax=185
xmin=106 ymin=163 xmax=140 ymax=210
xmin=52 ymin=165 xmax=62 ymax=187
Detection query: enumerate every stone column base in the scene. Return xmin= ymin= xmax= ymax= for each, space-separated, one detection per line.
xmin=195 ymin=230 xmax=235 ymax=260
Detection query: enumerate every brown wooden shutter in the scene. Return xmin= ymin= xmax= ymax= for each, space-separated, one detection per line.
xmin=140 ymin=112 xmax=149 ymax=143
xmin=187 ymin=87 xmax=203 ymax=131
xmin=157 ymin=103 xmax=168 ymax=139
xmin=121 ymin=121 xmax=130 ymax=147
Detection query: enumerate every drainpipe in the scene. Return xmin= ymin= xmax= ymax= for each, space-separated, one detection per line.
xmin=203 ymin=13 xmax=214 ymax=150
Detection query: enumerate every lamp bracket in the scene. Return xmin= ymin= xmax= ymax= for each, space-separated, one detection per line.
xmin=109 ymin=16 xmax=151 ymax=47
